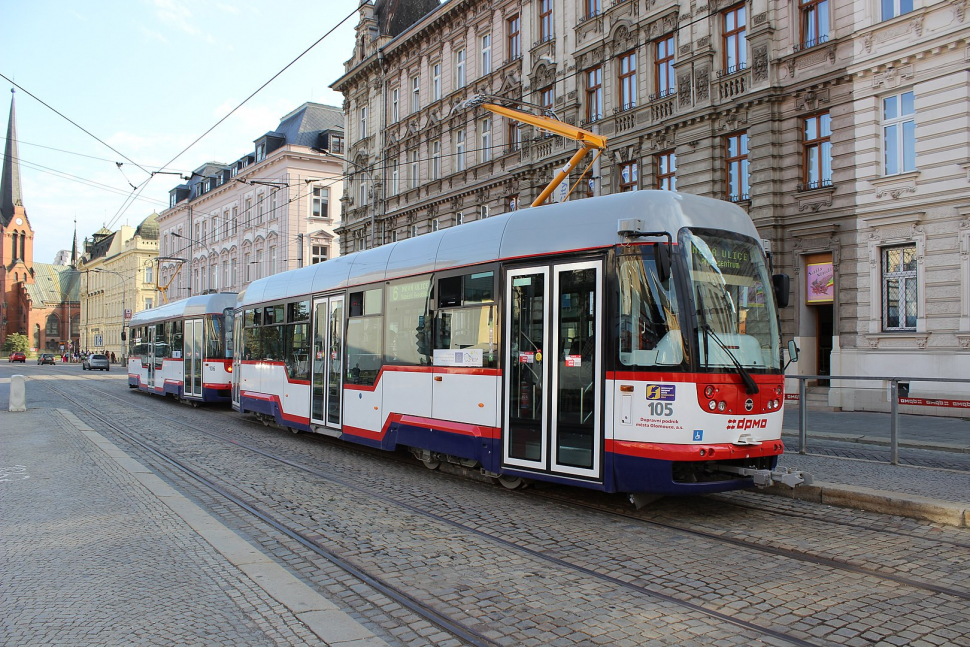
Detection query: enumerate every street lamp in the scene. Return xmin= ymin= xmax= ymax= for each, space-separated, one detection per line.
xmin=92 ymin=268 xmax=127 ymax=365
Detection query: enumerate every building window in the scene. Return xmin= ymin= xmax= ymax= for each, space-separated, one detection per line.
xmin=619 ymin=161 xmax=638 ymax=192
xmin=538 ymin=0 xmax=553 ymax=43
xmin=231 ymin=258 xmax=237 ymax=285
xmin=256 ymin=143 xmax=266 ymax=162
xmin=269 ymin=246 xmax=276 ymax=275
xmin=585 ymin=0 xmax=601 ymax=19
xmin=245 ymin=253 xmax=251 ymax=282
xmin=655 ymin=36 xmax=676 ymax=97
xmin=209 ymin=264 xmax=217 ymax=291
xmin=725 ymin=132 xmax=749 ymax=201
xmin=391 ymin=160 xmax=400 ymax=195
xmin=46 ymin=314 xmax=60 ymax=336
xmin=883 ymin=91 xmax=916 ymax=176
xmin=803 ymin=112 xmax=832 ymax=189
xmin=618 ymin=51 xmax=637 ymax=111
xmin=411 ymin=76 xmax=420 ymax=114
xmin=257 ymin=194 xmax=265 ymax=224
xmin=800 ymin=0 xmax=829 ymax=49
xmin=312 ymin=186 xmax=329 ymax=218
xmin=358 ymin=173 xmax=368 ymax=206
xmin=431 ymin=140 xmax=441 ymax=180
xmin=480 ymin=204 xmax=489 ymax=219
xmin=507 ymin=15 xmax=520 ymax=60
xmin=212 ymin=216 xmax=220 ymax=242
xmin=480 ymin=34 xmax=491 ymax=75
xmin=432 ymin=63 xmax=441 ymax=101
xmin=312 ymin=245 xmax=328 ymax=264
xmin=232 ymin=206 xmax=238 ymax=234
xmin=359 ymin=107 xmax=367 ymax=139
xmin=391 ymin=88 xmax=399 ymax=123
xmin=246 ymin=198 xmax=253 ymax=226
xmin=882 ymin=0 xmax=913 ymax=20
xmin=145 ymin=299 xmax=153 ymax=310
xmin=270 ymin=191 xmax=278 ymax=220
xmin=410 ymin=224 xmax=418 ymax=238
xmin=256 ymin=250 xmax=263 ymax=280
xmin=586 ymin=66 xmax=603 ymax=123
xmin=431 ymin=218 xmax=440 ymax=232
xmin=480 ymin=118 xmax=492 ymax=163
xmin=882 ymin=246 xmax=917 ymax=330
xmin=456 ymin=211 xmax=464 ymax=225
xmin=409 ymin=149 xmax=420 ymax=189
xmin=507 ymin=122 xmax=520 ymax=153
xmin=539 ymin=86 xmax=554 ymax=111
xmin=223 ymin=260 xmax=230 ymax=288
xmin=145 ymin=264 xmax=154 ymax=284
xmin=455 ymin=49 xmax=466 ymax=88
xmin=330 ymin=135 xmax=343 ymax=154
xmin=456 ymin=130 xmax=466 ymax=171
xmin=722 ymin=5 xmax=747 ymax=75
xmin=223 ymin=210 xmax=230 ymax=237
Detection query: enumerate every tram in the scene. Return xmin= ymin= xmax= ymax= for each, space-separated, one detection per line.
xmin=233 ymin=190 xmax=806 ymax=496
xmin=127 ymin=292 xmax=237 ymax=403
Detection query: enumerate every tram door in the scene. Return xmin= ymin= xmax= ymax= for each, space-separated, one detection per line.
xmin=147 ymin=325 xmax=157 ymax=389
xmin=231 ymin=312 xmax=242 ymax=407
xmin=503 ymin=261 xmax=602 ymax=480
xmin=310 ymin=295 xmax=344 ymax=430
xmin=184 ymin=318 xmax=203 ymax=398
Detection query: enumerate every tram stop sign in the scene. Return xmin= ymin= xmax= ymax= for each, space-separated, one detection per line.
xmin=124 ymin=309 xmax=132 ymax=320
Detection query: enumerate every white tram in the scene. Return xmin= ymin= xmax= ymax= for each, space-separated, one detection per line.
xmin=127 ymin=293 xmax=237 ymax=403
xmin=234 ymin=191 xmax=802 ymax=495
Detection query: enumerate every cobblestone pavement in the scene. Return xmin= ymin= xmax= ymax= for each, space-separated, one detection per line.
xmin=21 ymin=370 xmax=970 ymax=647
xmin=0 ymin=408 xmax=323 ymax=647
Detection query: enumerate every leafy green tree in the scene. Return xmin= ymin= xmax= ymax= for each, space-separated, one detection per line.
xmin=3 ymin=332 xmax=30 ymax=355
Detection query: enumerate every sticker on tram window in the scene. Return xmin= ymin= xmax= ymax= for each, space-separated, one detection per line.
xmin=519 ymin=351 xmax=535 ymax=364
xmin=565 ymin=355 xmax=582 ymax=367
xmin=645 ymin=384 xmax=676 ymax=401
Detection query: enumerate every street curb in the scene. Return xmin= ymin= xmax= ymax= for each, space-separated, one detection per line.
xmin=781 ymin=431 xmax=970 ymax=454
xmin=759 ymin=481 xmax=969 ymax=527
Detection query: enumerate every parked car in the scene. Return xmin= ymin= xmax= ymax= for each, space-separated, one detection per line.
xmin=38 ymin=353 xmax=55 ymax=365
xmin=8 ymin=351 xmax=26 ymax=363
xmin=83 ymin=354 xmax=110 ymax=371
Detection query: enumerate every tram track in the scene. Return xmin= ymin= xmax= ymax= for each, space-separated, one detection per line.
xmin=40 ymin=377 xmax=970 ymax=644
xmin=66 ymin=380 xmax=970 ymax=583
xmin=47 ymin=379 xmax=818 ymax=646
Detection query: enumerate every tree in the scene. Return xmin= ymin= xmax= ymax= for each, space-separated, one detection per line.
xmin=3 ymin=332 xmax=30 ymax=355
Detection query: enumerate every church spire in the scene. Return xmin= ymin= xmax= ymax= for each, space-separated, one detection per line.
xmin=71 ymin=217 xmax=78 ymax=267
xmin=0 ymin=88 xmax=24 ymax=228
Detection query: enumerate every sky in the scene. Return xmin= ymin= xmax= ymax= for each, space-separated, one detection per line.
xmin=1 ymin=0 xmax=360 ymax=264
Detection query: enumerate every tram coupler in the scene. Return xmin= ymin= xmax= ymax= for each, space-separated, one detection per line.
xmin=716 ymin=466 xmax=813 ymax=488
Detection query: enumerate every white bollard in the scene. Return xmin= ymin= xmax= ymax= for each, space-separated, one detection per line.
xmin=9 ymin=374 xmax=26 ymax=412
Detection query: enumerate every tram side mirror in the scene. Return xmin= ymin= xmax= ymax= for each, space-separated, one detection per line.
xmin=786 ymin=340 xmax=799 ymax=369
xmin=772 ymin=274 xmax=791 ymax=308
xmin=655 ymin=243 xmax=671 ymax=283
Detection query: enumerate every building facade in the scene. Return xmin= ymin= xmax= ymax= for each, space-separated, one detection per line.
xmin=156 ymin=102 xmax=345 ymax=302
xmin=333 ymin=0 xmax=970 ymax=411
xmin=1 ymin=89 xmax=80 ymax=354
xmin=78 ymin=216 xmax=159 ymax=361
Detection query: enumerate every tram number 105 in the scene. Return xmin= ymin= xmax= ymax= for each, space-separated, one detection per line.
xmin=647 ymin=402 xmax=674 ymax=417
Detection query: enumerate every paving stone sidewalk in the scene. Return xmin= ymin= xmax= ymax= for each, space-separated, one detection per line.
xmin=0 ymin=407 xmax=385 ymax=647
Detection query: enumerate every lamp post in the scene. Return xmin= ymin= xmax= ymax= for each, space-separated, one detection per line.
xmin=92 ymin=268 xmax=127 ymax=365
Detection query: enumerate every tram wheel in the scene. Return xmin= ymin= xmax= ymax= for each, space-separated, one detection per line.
xmin=496 ymin=475 xmax=524 ymax=490
xmin=422 ymin=458 xmax=441 ymax=470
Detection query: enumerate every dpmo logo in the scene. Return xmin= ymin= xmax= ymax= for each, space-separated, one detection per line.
xmin=726 ymin=418 xmax=768 ymax=430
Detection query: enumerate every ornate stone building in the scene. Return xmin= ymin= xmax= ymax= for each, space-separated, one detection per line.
xmin=333 ymin=0 xmax=970 ymax=410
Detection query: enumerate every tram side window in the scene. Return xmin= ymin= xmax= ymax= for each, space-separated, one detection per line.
xmin=385 ymin=278 xmax=432 ymax=365
xmin=617 ymin=250 xmax=686 ymax=368
xmin=205 ymin=315 xmax=225 ymax=359
xmin=283 ymin=322 xmax=310 ymax=380
xmin=260 ymin=324 xmax=283 ymax=362
xmin=131 ymin=327 xmax=146 ymax=357
xmin=433 ymin=270 xmax=497 ymax=368
xmin=346 ymin=287 xmax=383 ymax=385
xmin=224 ymin=309 xmax=234 ymax=359
xmin=242 ymin=309 xmax=262 ymax=360
xmin=171 ymin=320 xmax=183 ymax=359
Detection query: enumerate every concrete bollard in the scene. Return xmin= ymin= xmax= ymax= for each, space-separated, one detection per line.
xmin=9 ymin=374 xmax=26 ymax=412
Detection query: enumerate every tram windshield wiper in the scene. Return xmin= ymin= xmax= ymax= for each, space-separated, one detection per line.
xmin=701 ymin=324 xmax=759 ymax=395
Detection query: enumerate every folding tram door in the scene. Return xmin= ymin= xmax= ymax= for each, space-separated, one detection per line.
xmin=146 ymin=325 xmax=157 ymax=389
xmin=184 ymin=318 xmax=203 ymax=398
xmin=310 ymin=295 xmax=344 ymax=432
xmin=231 ymin=311 xmax=242 ymax=408
xmin=503 ymin=260 xmax=603 ymax=481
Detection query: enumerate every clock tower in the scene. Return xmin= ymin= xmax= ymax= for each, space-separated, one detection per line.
xmin=1 ymin=88 xmax=35 ymax=344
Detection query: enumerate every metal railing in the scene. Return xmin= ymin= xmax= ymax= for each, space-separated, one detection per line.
xmin=787 ymin=374 xmax=970 ymax=465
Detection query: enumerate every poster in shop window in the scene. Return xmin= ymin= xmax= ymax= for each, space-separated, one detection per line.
xmin=806 ymin=262 xmax=834 ymax=303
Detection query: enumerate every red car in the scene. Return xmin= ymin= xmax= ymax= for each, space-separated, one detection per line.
xmin=8 ymin=352 xmax=26 ymax=363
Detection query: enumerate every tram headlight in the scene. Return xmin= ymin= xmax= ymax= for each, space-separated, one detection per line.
xmin=708 ymin=400 xmax=717 ymax=411
xmin=717 ymin=401 xmax=726 ymax=412
xmin=774 ymin=385 xmax=783 ymax=396
xmin=704 ymin=385 xmax=716 ymax=399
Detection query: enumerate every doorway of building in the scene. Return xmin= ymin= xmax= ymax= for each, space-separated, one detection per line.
xmin=815 ymin=304 xmax=833 ymax=386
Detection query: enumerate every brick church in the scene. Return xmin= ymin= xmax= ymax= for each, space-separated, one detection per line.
xmin=1 ymin=89 xmax=80 ymax=354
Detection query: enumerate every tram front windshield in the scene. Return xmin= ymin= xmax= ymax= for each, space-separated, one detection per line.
xmin=681 ymin=228 xmax=781 ymax=371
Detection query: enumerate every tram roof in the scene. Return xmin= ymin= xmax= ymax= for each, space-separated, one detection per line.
xmin=238 ymin=191 xmax=759 ymax=308
xmin=129 ymin=292 xmax=238 ymax=327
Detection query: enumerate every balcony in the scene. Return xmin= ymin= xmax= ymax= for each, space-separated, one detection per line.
xmin=714 ymin=66 xmax=750 ymax=102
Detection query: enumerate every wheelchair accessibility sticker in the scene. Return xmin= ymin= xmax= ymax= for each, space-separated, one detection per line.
xmin=693 ymin=430 xmax=704 ymax=441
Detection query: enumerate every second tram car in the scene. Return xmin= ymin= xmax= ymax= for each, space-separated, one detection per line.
xmin=232 ymin=191 xmax=805 ymax=496
xmin=128 ymin=293 xmax=237 ymax=403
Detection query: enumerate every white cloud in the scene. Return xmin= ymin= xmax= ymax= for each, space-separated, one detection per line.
xmin=152 ymin=0 xmax=201 ymax=37
xmin=139 ymin=26 xmax=169 ymax=44
xmin=216 ymin=3 xmax=239 ymax=15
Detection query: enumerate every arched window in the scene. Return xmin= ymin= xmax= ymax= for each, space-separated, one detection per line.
xmin=20 ymin=232 xmax=25 ymax=259
xmin=13 ymin=272 xmax=18 ymax=282
xmin=46 ymin=314 xmax=60 ymax=336
xmin=11 ymin=231 xmax=17 ymax=259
